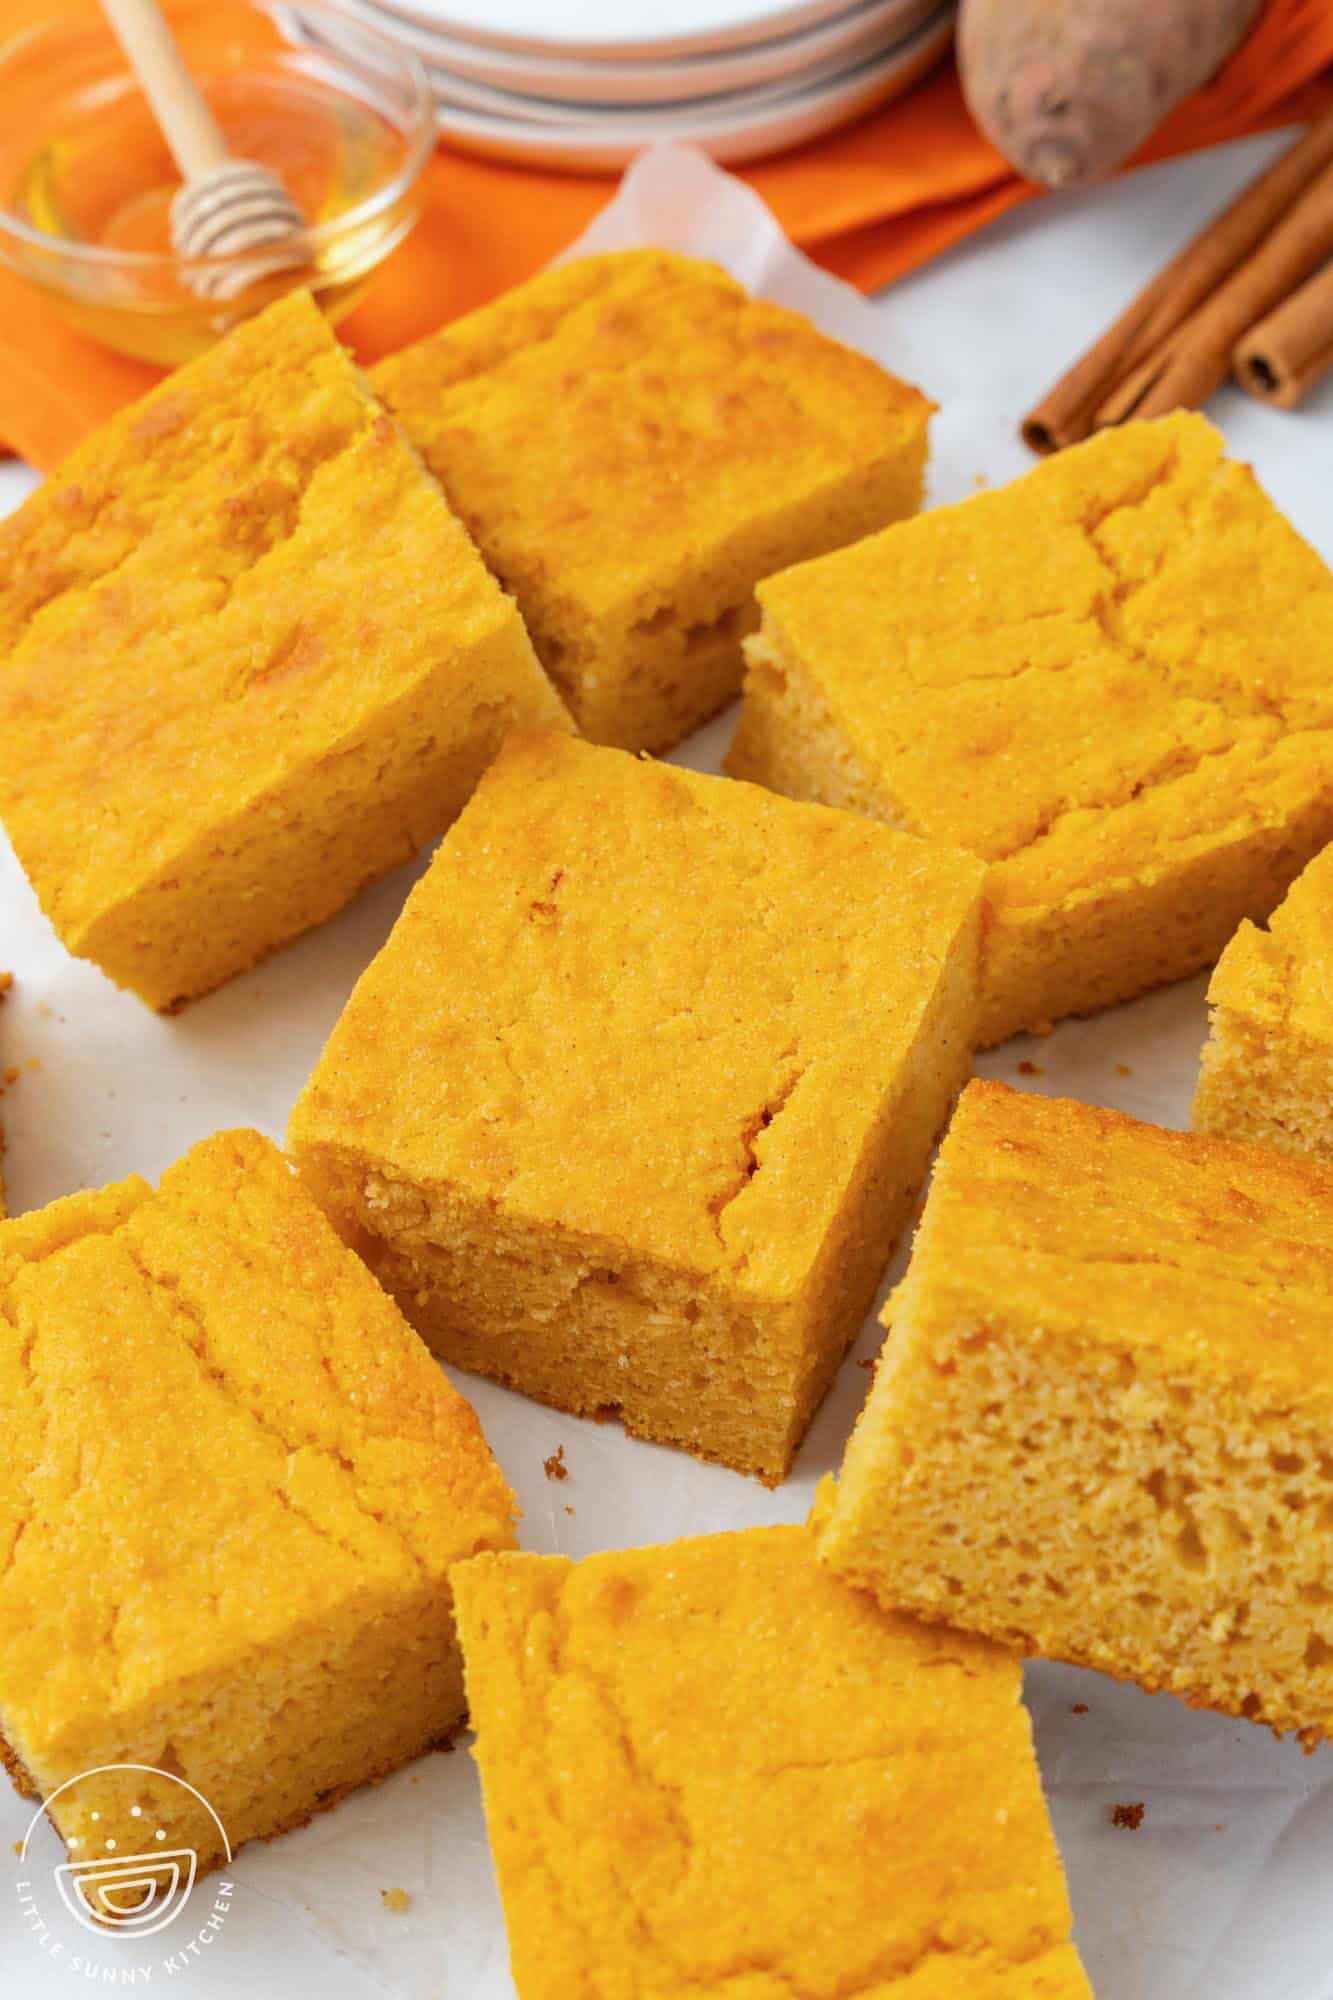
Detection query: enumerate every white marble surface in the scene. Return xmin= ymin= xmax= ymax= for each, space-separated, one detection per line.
xmin=1 ymin=135 xmax=1330 ymax=2000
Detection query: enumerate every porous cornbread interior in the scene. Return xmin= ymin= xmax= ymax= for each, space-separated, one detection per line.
xmin=370 ymin=249 xmax=931 ymax=753
xmin=817 ymin=1079 xmax=1333 ymax=1741
xmin=1194 ymin=841 xmax=1333 ymax=1162
xmin=290 ymin=730 xmax=985 ymax=1484
xmin=0 ymin=290 xmax=568 ymax=1011
xmin=451 ymin=1527 xmax=1091 ymax=2000
xmin=0 ymin=1130 xmax=514 ymax=1871
xmin=727 ymin=412 xmax=1333 ymax=1045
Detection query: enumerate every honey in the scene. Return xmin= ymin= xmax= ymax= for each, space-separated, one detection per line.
xmin=0 ymin=1 xmax=431 ymax=366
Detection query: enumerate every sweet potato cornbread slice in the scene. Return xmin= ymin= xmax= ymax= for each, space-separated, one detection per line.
xmin=451 ymin=1527 xmax=1091 ymax=2000
xmin=290 ymin=730 xmax=984 ymax=1483
xmin=0 ymin=1130 xmax=514 ymax=1872
xmin=0 ymin=290 xmax=568 ymax=1011
xmin=370 ymin=249 xmax=931 ymax=753
xmin=1194 ymin=841 xmax=1333 ymax=1162
xmin=728 ymin=412 xmax=1333 ymax=1045
xmin=817 ymin=1079 xmax=1333 ymax=1742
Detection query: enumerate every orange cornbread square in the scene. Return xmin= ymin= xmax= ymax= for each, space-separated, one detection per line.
xmin=0 ymin=1130 xmax=514 ymax=1872
xmin=289 ymin=729 xmax=985 ymax=1483
xmin=818 ymin=1079 xmax=1333 ymax=1742
xmin=728 ymin=412 xmax=1333 ymax=1044
xmin=0 ymin=290 xmax=569 ymax=1011
xmin=371 ymin=249 xmax=931 ymax=753
xmin=1194 ymin=841 xmax=1333 ymax=1163
xmin=450 ymin=1527 xmax=1091 ymax=2000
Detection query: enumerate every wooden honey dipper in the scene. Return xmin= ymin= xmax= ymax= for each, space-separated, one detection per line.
xmin=100 ymin=0 xmax=309 ymax=298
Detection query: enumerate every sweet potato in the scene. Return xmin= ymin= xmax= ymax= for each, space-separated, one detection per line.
xmin=958 ymin=0 xmax=1264 ymax=188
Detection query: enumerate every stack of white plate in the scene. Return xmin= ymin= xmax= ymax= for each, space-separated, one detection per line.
xmin=308 ymin=0 xmax=957 ymax=171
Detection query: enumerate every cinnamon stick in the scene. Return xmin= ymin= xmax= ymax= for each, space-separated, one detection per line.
xmin=1022 ymin=107 xmax=1333 ymax=453
xmin=1094 ymin=156 xmax=1333 ymax=426
xmin=1233 ymin=260 xmax=1333 ymax=409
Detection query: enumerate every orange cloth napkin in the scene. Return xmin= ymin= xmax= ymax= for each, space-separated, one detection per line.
xmin=2 ymin=0 xmax=1332 ymax=471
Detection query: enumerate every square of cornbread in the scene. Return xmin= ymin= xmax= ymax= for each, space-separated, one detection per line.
xmin=451 ymin=1526 xmax=1091 ymax=2000
xmin=289 ymin=729 xmax=985 ymax=1483
xmin=0 ymin=290 xmax=569 ymax=1011
xmin=1194 ymin=841 xmax=1333 ymax=1163
xmin=0 ymin=1129 xmax=514 ymax=1873
xmin=817 ymin=1078 xmax=1333 ymax=1743
xmin=727 ymin=412 xmax=1333 ymax=1045
xmin=370 ymin=249 xmax=931 ymax=753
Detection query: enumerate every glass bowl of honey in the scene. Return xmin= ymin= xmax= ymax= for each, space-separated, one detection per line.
xmin=0 ymin=0 xmax=436 ymax=365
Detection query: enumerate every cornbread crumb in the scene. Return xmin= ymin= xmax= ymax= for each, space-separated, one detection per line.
xmin=542 ymin=1446 xmax=569 ymax=1482
xmin=381 ymin=1888 xmax=411 ymax=1913
xmin=817 ymin=1079 xmax=1333 ymax=1742
xmin=1194 ymin=842 xmax=1333 ymax=1163
xmin=291 ymin=731 xmax=985 ymax=1484
xmin=1112 ymin=1803 xmax=1146 ymax=1831
xmin=1116 ymin=1063 xmax=1133 ymax=1077
xmin=1071 ymin=1703 xmax=1089 ymax=1715
xmin=372 ymin=250 xmax=931 ymax=753
xmin=728 ymin=412 xmax=1333 ymax=1045
xmin=452 ymin=1526 xmax=1090 ymax=2000
xmin=0 ymin=291 xmax=568 ymax=1011
xmin=1017 ymin=1059 xmax=1044 ymax=1076
xmin=0 ymin=1130 xmax=514 ymax=1871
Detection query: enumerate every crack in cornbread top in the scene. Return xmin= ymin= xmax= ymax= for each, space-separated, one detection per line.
xmin=906 ymin=1080 xmax=1333 ymax=1409
xmin=451 ymin=1528 xmax=1089 ymax=2000
xmin=370 ymin=249 xmax=931 ymax=631
xmin=0 ymin=291 xmax=533 ymax=935
xmin=1208 ymin=841 xmax=1333 ymax=1042
xmin=754 ymin=413 xmax=1333 ymax=914
xmin=0 ymin=1131 xmax=513 ymax=1762
xmin=291 ymin=730 xmax=985 ymax=1292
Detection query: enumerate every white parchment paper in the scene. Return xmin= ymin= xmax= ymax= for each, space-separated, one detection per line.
xmin=2 ymin=140 xmax=1332 ymax=2000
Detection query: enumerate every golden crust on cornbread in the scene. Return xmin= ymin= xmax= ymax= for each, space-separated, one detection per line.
xmin=817 ymin=1078 xmax=1333 ymax=1742
xmin=0 ymin=1130 xmax=514 ymax=1871
xmin=728 ymin=411 xmax=1333 ymax=1045
xmin=371 ymin=249 xmax=932 ymax=752
xmin=0 ymin=290 xmax=569 ymax=1012
xmin=289 ymin=729 xmax=985 ymax=1484
xmin=451 ymin=1526 xmax=1091 ymax=2000
xmin=1194 ymin=841 xmax=1333 ymax=1162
